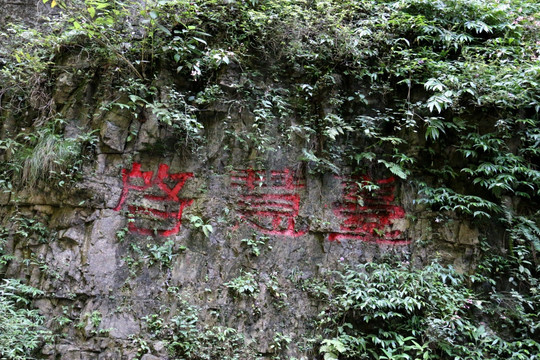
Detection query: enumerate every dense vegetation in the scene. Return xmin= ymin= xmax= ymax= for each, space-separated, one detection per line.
xmin=0 ymin=0 xmax=539 ymax=358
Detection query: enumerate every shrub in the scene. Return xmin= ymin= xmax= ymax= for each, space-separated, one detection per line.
xmin=0 ymin=279 xmax=52 ymax=360
xmin=316 ymin=261 xmax=540 ymax=359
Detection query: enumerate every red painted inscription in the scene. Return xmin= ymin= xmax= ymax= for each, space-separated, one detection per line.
xmin=231 ymin=169 xmax=307 ymax=237
xmin=329 ymin=176 xmax=410 ymax=245
xmin=114 ymin=163 xmax=194 ymax=236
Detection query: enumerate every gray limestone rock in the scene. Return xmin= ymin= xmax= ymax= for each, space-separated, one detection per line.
xmin=0 ymin=35 xmax=495 ymax=359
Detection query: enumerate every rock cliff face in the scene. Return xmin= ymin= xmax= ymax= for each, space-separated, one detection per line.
xmin=2 ymin=2 xmax=517 ymax=359
xmin=0 ymin=53 xmax=481 ymax=359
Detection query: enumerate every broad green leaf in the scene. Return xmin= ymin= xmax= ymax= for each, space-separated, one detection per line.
xmin=192 ymin=37 xmax=207 ymax=45
xmin=88 ymin=6 xmax=96 ymax=18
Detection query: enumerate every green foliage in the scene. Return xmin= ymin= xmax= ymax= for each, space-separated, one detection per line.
xmin=189 ymin=215 xmax=214 ymax=238
xmin=0 ymin=213 xmax=55 ymax=279
xmin=0 ymin=1 xmax=539 ymax=357
xmin=76 ymin=310 xmax=111 ymax=336
xmin=16 ymin=130 xmax=80 ymax=188
xmin=269 ymin=332 xmax=292 ymax=358
xmin=224 ymin=271 xmax=259 ymax=298
xmin=261 ymin=273 xmax=289 ymax=310
xmin=0 ymin=279 xmax=52 ymax=359
xmin=1 ymin=213 xmax=52 ymax=244
xmin=240 ymin=233 xmax=271 ymax=257
xmin=315 ymin=260 xmax=540 ymax=360
xmin=0 ymin=23 xmax=58 ymax=115
xmin=115 ymin=224 xmax=130 ymax=242
xmin=121 ymin=236 xmax=186 ymax=275
xmin=470 ymin=214 xmax=540 ymax=342
xmin=134 ymin=87 xmax=204 ymax=149
xmin=141 ymin=300 xmax=252 ymax=359
xmin=417 ymin=185 xmax=502 ymax=219
xmin=0 ymin=121 xmax=97 ymax=190
xmin=147 ymin=240 xmax=175 ymax=268
xmin=3 ymin=0 xmax=532 ymax=182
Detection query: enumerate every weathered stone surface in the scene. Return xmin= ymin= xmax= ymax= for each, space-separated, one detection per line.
xmin=100 ymin=121 xmax=128 ymax=153
xmin=0 ymin=191 xmax=10 ymax=205
xmin=72 ymin=175 xmax=122 ymax=209
xmin=99 ymin=110 xmax=132 ymax=153
xmin=103 ymin=312 xmax=140 ymax=339
xmin=0 ymin=35 xmax=489 ymax=360
xmin=97 ymin=350 xmax=122 ymax=360
xmin=0 ymin=0 xmax=38 ymax=26
xmin=140 ymin=354 xmax=161 ymax=360
xmin=83 ymin=211 xmax=124 ymax=290
xmin=54 ymin=72 xmax=77 ymax=105
xmin=135 ymin=112 xmax=160 ymax=150
xmin=458 ymin=222 xmax=480 ymax=245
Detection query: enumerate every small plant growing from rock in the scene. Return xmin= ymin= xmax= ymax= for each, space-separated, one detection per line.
xmin=147 ymin=240 xmax=175 ymax=268
xmin=224 ymin=271 xmax=259 ymax=298
xmin=76 ymin=310 xmax=112 ymax=337
xmin=240 ymin=233 xmax=271 ymax=257
xmin=189 ymin=215 xmax=214 ymax=237
xmin=141 ymin=299 xmax=253 ymax=359
xmin=270 ymin=332 xmax=292 ymax=358
xmin=267 ymin=273 xmax=288 ymax=308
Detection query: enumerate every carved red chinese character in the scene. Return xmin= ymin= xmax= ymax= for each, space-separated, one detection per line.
xmin=329 ymin=176 xmax=410 ymax=245
xmin=114 ymin=163 xmax=194 ymax=236
xmin=231 ymin=168 xmax=307 ymax=237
